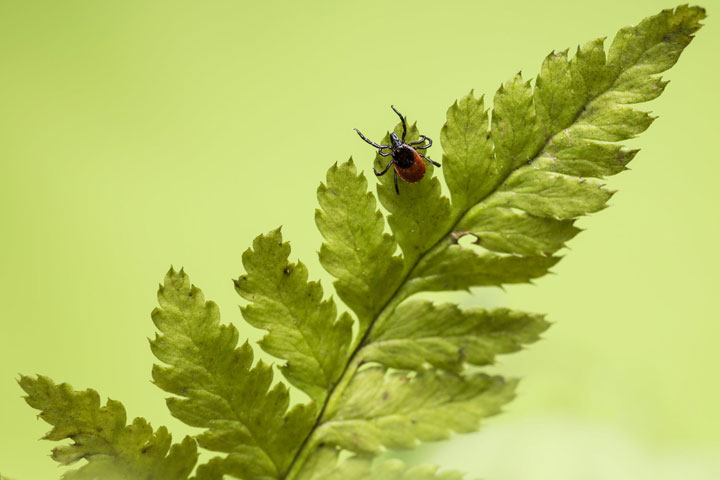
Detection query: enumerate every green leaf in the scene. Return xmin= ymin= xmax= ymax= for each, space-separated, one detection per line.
xmin=234 ymin=229 xmax=353 ymax=405
xmin=150 ymin=268 xmax=315 ymax=479
xmin=297 ymin=447 xmax=466 ymax=480
xmin=375 ymin=120 xmax=453 ymax=267
xmin=17 ymin=375 xmax=197 ymax=480
xmin=458 ymin=207 xmax=580 ymax=256
xmin=364 ymin=301 xmax=549 ymax=372
xmin=484 ymin=169 xmax=614 ymax=220
xmin=316 ymin=160 xmax=404 ymax=333
xmin=534 ymin=50 xmax=585 ymax=139
xmin=316 ymin=367 xmax=515 ymax=454
xmin=492 ymin=72 xmax=545 ymax=174
xmin=440 ymin=92 xmax=494 ymax=213
xmin=405 ymin=244 xmax=559 ymax=295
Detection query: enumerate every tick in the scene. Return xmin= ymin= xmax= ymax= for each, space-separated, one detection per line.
xmin=354 ymin=106 xmax=441 ymax=195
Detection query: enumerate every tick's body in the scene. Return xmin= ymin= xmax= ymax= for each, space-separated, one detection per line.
xmin=354 ymin=106 xmax=440 ymax=194
xmin=393 ymin=145 xmax=426 ymax=183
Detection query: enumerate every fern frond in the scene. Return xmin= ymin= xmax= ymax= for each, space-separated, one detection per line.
xmin=18 ymin=6 xmax=704 ymax=480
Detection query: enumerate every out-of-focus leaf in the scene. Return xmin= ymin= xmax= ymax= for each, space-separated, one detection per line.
xmin=316 ymin=367 xmax=515 ymax=454
xmin=297 ymin=447 xmax=466 ymax=480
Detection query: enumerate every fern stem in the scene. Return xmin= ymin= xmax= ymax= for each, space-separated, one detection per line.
xmin=284 ymin=354 xmax=363 ymax=480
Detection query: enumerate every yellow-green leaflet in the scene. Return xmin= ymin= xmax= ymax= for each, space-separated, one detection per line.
xmin=18 ymin=375 xmax=197 ymax=480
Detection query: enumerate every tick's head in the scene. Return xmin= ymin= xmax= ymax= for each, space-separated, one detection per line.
xmin=389 ymin=132 xmax=401 ymax=148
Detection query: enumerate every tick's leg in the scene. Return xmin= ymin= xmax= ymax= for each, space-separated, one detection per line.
xmin=409 ymin=135 xmax=432 ymax=150
xmin=377 ymin=149 xmax=391 ymax=157
xmin=408 ymin=135 xmax=432 ymax=150
xmin=419 ymin=152 xmax=441 ymax=167
xmin=374 ymin=159 xmax=395 ymax=176
xmin=394 ymin=169 xmax=400 ymax=195
xmin=391 ymin=105 xmax=407 ymax=143
xmin=354 ymin=128 xmax=391 ymax=150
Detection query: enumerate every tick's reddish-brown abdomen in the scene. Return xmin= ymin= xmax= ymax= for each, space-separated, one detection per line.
xmin=395 ymin=150 xmax=426 ymax=183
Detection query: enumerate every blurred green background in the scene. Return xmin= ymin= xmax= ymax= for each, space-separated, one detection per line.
xmin=1 ymin=1 xmax=717 ymax=478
